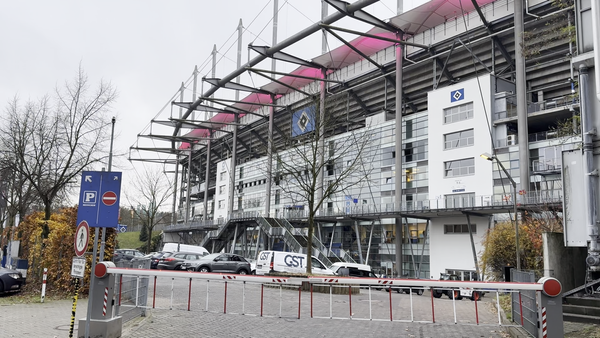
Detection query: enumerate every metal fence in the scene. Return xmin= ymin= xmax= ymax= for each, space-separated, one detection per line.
xmin=511 ymin=270 xmax=538 ymax=337
xmin=114 ymin=258 xmax=151 ymax=322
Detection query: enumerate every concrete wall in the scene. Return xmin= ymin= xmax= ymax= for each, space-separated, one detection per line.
xmin=543 ymin=232 xmax=586 ymax=293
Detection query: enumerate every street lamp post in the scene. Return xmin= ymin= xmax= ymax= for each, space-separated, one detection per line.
xmin=481 ymin=153 xmax=520 ymax=270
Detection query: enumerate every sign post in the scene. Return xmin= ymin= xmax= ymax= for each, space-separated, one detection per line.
xmin=76 ymin=170 xmax=122 ymax=338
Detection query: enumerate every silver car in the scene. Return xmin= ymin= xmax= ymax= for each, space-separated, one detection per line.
xmin=184 ymin=253 xmax=251 ymax=275
xmin=156 ymin=252 xmax=205 ymax=270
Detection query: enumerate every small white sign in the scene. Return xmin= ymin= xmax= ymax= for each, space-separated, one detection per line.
xmin=71 ymin=257 xmax=86 ymax=278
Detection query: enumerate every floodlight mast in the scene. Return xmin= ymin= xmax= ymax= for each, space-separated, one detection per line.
xmin=481 ymin=153 xmax=520 ymax=270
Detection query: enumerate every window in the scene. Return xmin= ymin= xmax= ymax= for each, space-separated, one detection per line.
xmin=239 ymin=167 xmax=244 ymax=179
xmin=220 ymin=172 xmax=226 ymax=181
xmin=219 ymin=185 xmax=226 ymax=194
xmin=444 ymin=224 xmax=477 ymax=234
xmin=403 ymin=140 xmax=427 ymax=162
xmin=444 ymin=102 xmax=474 ymax=124
xmin=444 ymin=158 xmax=475 ymax=177
xmin=218 ymin=200 xmax=225 ymax=209
xmin=444 ymin=129 xmax=474 ymax=150
xmin=275 ymin=190 xmax=280 ymax=205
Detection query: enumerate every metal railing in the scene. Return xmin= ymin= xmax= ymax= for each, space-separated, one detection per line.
xmin=105 ymin=266 xmax=559 ymax=336
xmin=511 ymin=270 xmax=538 ymax=337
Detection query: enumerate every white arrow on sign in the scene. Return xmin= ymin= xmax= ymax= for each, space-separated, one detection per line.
xmin=113 ymin=175 xmax=119 ymax=180
xmin=85 ymin=175 xmax=92 ymax=182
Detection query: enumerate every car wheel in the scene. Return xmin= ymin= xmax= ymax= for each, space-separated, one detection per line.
xmin=199 ymin=266 xmax=210 ymax=273
xmin=417 ymin=289 xmax=423 ymax=296
xmin=470 ymin=291 xmax=480 ymax=301
xmin=432 ymin=289 xmax=442 ymax=298
xmin=451 ymin=290 xmax=463 ymax=300
xmin=238 ymin=269 xmax=248 ymax=275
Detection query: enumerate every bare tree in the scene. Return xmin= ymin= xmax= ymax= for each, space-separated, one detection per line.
xmin=127 ymin=166 xmax=173 ymax=253
xmin=0 ymin=67 xmax=117 ymax=237
xmin=276 ymin=95 xmax=374 ymax=273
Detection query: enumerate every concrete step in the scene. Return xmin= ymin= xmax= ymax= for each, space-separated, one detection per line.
xmin=565 ymin=296 xmax=600 ymax=307
xmin=564 ymin=313 xmax=600 ymax=325
xmin=563 ymin=304 xmax=600 ymax=317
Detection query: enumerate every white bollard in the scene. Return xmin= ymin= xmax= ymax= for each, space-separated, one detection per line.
xmin=41 ymin=268 xmax=48 ymax=303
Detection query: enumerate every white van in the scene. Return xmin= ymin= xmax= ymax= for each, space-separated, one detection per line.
xmin=162 ymin=243 xmax=210 ymax=256
xmin=330 ymin=262 xmax=378 ymax=278
xmin=255 ymin=251 xmax=334 ymax=275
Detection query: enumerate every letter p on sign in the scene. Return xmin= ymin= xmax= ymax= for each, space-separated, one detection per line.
xmin=84 ymin=191 xmax=97 ymax=203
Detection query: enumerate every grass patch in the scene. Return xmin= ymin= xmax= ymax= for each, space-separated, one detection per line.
xmin=499 ymin=294 xmax=512 ymax=321
xmin=115 ymin=231 xmax=159 ymax=252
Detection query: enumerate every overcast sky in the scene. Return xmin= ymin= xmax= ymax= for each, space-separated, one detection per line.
xmin=0 ymin=0 xmax=428 ymax=202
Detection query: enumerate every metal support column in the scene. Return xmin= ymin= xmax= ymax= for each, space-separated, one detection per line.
xmin=394 ymin=32 xmax=404 ymax=278
xmin=515 ymin=0 xmax=530 ymax=192
xmin=579 ymin=66 xmax=600 ymax=270
xmin=203 ymin=130 xmax=212 ymax=221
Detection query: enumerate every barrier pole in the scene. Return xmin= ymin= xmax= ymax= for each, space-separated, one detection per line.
xmin=349 ymin=285 xmax=352 ymax=319
xmin=452 ymin=289 xmax=457 ymax=324
xmin=409 ymin=288 xmax=414 ymax=322
xmin=310 ymin=284 xmax=313 ymax=318
xmin=119 ymin=275 xmax=123 ymax=306
xmin=152 ymin=276 xmax=157 ymax=309
xmin=298 ymin=286 xmax=302 ymax=319
xmin=260 ymin=284 xmax=264 ymax=317
xmin=475 ymin=293 xmax=479 ymax=325
xmin=368 ymin=286 xmax=372 ymax=321
xmin=330 ymin=285 xmax=333 ymax=319
xmin=224 ymin=281 xmax=228 ymax=314
xmin=68 ymin=278 xmax=80 ymax=338
xmin=279 ymin=284 xmax=282 ymax=317
xmin=41 ymin=268 xmax=48 ymax=303
xmin=206 ymin=280 xmax=210 ymax=311
xmin=519 ymin=292 xmax=524 ymax=326
xmin=135 ymin=276 xmax=140 ymax=307
xmin=389 ymin=286 xmax=393 ymax=321
xmin=431 ymin=289 xmax=436 ymax=323
xmin=188 ymin=278 xmax=192 ymax=311
xmin=169 ymin=277 xmax=174 ymax=310
xmin=242 ymin=281 xmax=246 ymax=315
xmin=496 ymin=291 xmax=501 ymax=325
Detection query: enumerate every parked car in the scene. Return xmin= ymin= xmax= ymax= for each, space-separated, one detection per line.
xmin=113 ymin=249 xmax=145 ymax=262
xmin=330 ymin=262 xmax=383 ymax=290
xmin=432 ymin=273 xmax=482 ymax=301
xmin=156 ymin=252 xmax=205 ymax=270
xmin=184 ymin=253 xmax=251 ymax=274
xmin=148 ymin=251 xmax=170 ymax=269
xmin=0 ymin=267 xmax=26 ymax=294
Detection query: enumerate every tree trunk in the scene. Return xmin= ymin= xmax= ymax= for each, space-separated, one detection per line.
xmin=307 ymin=214 xmax=314 ymax=274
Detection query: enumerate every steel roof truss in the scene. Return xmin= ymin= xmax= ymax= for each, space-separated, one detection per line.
xmin=249 ymin=45 xmax=324 ymax=69
xmin=319 ymin=24 xmax=428 ymax=50
xmin=249 ymin=69 xmax=312 ymax=96
xmin=247 ymin=67 xmax=343 ymax=84
xmin=325 ymin=0 xmax=398 ymax=32
xmin=203 ymin=77 xmax=273 ymax=95
xmin=324 ymin=27 xmax=385 ymax=72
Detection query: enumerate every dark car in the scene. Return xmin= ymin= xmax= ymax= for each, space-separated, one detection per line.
xmin=185 ymin=253 xmax=251 ymax=274
xmin=156 ymin=252 xmax=205 ymax=270
xmin=0 ymin=267 xmax=26 ymax=294
xmin=148 ymin=252 xmax=170 ymax=269
xmin=113 ymin=249 xmax=145 ymax=262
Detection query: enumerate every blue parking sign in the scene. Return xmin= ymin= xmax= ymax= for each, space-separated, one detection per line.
xmin=76 ymin=171 xmax=122 ymax=228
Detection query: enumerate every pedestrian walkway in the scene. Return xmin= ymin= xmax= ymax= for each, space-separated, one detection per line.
xmin=0 ymin=296 xmax=595 ymax=337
